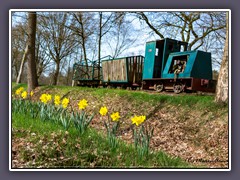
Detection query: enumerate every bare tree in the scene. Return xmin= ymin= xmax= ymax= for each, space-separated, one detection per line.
xmin=27 ymin=12 xmax=38 ymax=92
xmin=97 ymin=12 xmax=126 ymax=78
xmin=16 ymin=44 xmax=29 ymax=83
xmin=12 ymin=22 xmax=28 ymax=82
xmin=105 ymin=15 xmax=139 ymax=58
xmin=135 ymin=12 xmax=226 ymax=52
xmin=215 ymin=12 xmax=229 ymax=103
xmin=39 ymin=12 xmax=77 ymax=85
xmin=98 ymin=12 xmax=103 ymax=78
xmin=69 ymin=12 xmax=96 ymax=73
xmin=35 ymin=25 xmax=53 ymax=81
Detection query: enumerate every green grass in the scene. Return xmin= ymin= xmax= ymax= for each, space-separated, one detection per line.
xmin=67 ymin=85 xmax=226 ymax=111
xmin=12 ymin=112 xmax=192 ymax=168
xmin=12 ymin=83 xmax=228 ymax=118
xmin=11 ymin=82 xmax=28 ymax=92
xmin=19 ymin=83 xmax=226 ymax=107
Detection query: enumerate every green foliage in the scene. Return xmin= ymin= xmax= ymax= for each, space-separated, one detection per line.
xmin=59 ymin=109 xmax=71 ymax=130
xmin=132 ymin=124 xmax=154 ymax=159
xmin=12 ymin=99 xmax=28 ymax=115
xmin=103 ymin=118 xmax=120 ymax=150
xmin=12 ymin=112 xmax=191 ymax=168
xmin=12 ymin=98 xmax=95 ymax=133
xmin=12 ymin=83 xmax=28 ymax=93
xmin=71 ymin=111 xmax=95 ymax=135
xmin=39 ymin=104 xmax=52 ymax=121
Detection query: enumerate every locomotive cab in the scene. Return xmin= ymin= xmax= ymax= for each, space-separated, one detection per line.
xmin=142 ymin=38 xmax=216 ymax=93
xmin=142 ymin=38 xmax=187 ymax=79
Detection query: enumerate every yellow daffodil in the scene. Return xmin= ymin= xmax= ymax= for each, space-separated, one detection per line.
xmin=54 ymin=95 xmax=61 ymax=106
xmin=110 ymin=112 xmax=120 ymax=121
xmin=30 ymin=91 xmax=34 ymax=97
xmin=46 ymin=94 xmax=52 ymax=101
xmin=99 ymin=106 xmax=108 ymax=116
xmin=40 ymin=93 xmax=52 ymax=104
xmin=40 ymin=94 xmax=47 ymax=104
xmin=21 ymin=91 xmax=28 ymax=99
xmin=139 ymin=115 xmax=146 ymax=123
xmin=62 ymin=98 xmax=69 ymax=109
xmin=15 ymin=87 xmax=24 ymax=95
xmin=78 ymin=99 xmax=88 ymax=110
xmin=131 ymin=115 xmax=146 ymax=126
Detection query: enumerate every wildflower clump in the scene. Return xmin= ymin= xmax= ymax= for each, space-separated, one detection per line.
xmin=15 ymin=87 xmax=24 ymax=96
xmin=54 ymin=95 xmax=61 ymax=106
xmin=72 ymin=99 xmax=94 ymax=135
xmin=131 ymin=115 xmax=146 ymax=126
xmin=99 ymin=106 xmax=120 ymax=150
xmin=21 ymin=91 xmax=28 ymax=99
xmin=78 ymin=99 xmax=88 ymax=110
xmin=99 ymin=106 xmax=108 ymax=116
xmin=131 ymin=115 xmax=153 ymax=159
xmin=62 ymin=98 xmax=69 ymax=109
xmin=40 ymin=93 xmax=52 ymax=104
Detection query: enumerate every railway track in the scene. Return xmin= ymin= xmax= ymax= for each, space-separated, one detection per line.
xmin=140 ymin=89 xmax=215 ymax=96
xmin=95 ymin=85 xmax=215 ymax=96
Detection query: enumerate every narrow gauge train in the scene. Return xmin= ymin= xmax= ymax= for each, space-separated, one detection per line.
xmin=72 ymin=38 xmax=216 ymax=93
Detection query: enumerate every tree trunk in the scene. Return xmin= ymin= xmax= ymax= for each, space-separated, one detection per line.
xmin=52 ymin=61 xmax=60 ymax=85
xmin=66 ymin=55 xmax=71 ymax=86
xmin=215 ymin=12 xmax=229 ymax=103
xmin=27 ymin=12 xmax=38 ymax=93
xmin=16 ymin=45 xmax=29 ymax=84
xmin=78 ymin=13 xmax=89 ymax=76
xmin=82 ymin=40 xmax=88 ymax=70
xmin=98 ymin=12 xmax=102 ymax=80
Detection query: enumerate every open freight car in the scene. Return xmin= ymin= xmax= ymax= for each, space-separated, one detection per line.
xmin=72 ymin=60 xmax=101 ymax=87
xmin=142 ymin=38 xmax=216 ymax=93
xmin=101 ymin=56 xmax=144 ymax=89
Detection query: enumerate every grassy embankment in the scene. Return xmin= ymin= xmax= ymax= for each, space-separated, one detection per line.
xmin=11 ymin=83 xmax=228 ymax=168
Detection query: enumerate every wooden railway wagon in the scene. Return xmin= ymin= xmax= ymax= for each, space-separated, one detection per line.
xmin=101 ymin=56 xmax=144 ymax=89
xmin=72 ymin=61 xmax=101 ymax=87
xmin=72 ymin=38 xmax=216 ymax=94
xmin=142 ymin=38 xmax=216 ymax=93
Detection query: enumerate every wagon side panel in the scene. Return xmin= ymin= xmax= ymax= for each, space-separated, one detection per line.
xmin=102 ymin=58 xmax=128 ymax=83
xmin=127 ymin=56 xmax=144 ymax=84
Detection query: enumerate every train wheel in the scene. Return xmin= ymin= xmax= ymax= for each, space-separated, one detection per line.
xmin=154 ymin=82 xmax=164 ymax=92
xmin=121 ymin=85 xmax=127 ymax=89
xmin=131 ymin=86 xmax=137 ymax=90
xmin=173 ymin=82 xmax=184 ymax=94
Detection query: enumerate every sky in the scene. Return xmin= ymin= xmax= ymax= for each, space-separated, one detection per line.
xmin=11 ymin=11 xmax=223 ymax=73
